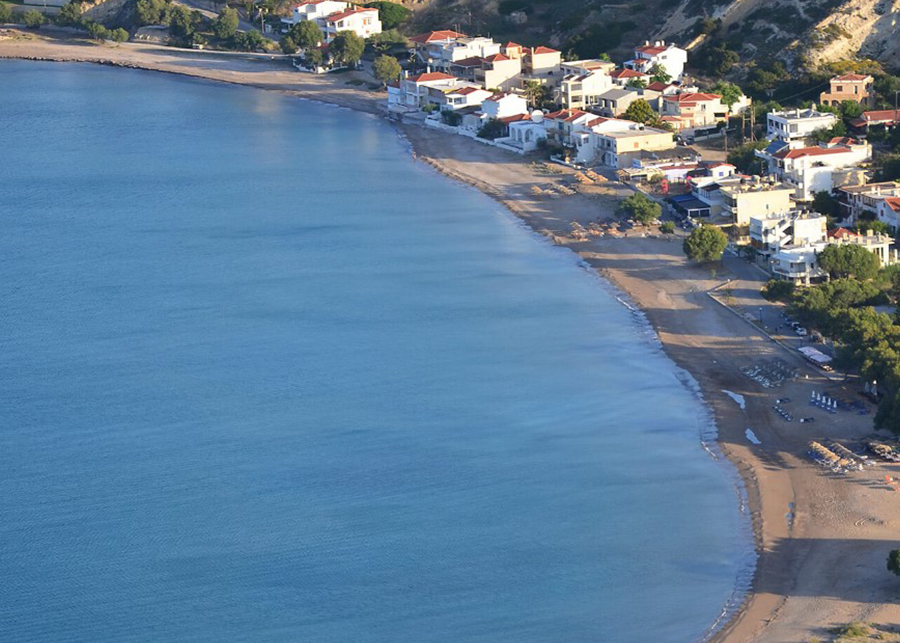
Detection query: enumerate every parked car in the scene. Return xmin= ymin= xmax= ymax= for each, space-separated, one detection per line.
xmin=795 ymin=327 xmax=808 ymax=336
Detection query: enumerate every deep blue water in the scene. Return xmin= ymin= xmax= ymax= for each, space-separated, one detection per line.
xmin=0 ymin=61 xmax=751 ymax=642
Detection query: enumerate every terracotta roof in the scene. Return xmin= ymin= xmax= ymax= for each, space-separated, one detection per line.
xmin=500 ymin=113 xmax=531 ymax=124
xmin=409 ymin=30 xmax=465 ymax=44
xmin=406 ymin=72 xmax=456 ymax=83
xmin=828 ymin=136 xmax=858 ymax=146
xmin=610 ymin=68 xmax=646 ymax=79
xmin=483 ymin=53 xmax=510 ymax=63
xmin=503 ymin=41 xmax=522 ymax=49
xmin=833 ymin=73 xmax=870 ymax=81
xmin=664 ymin=92 xmax=721 ymax=103
xmin=325 ymin=7 xmax=376 ymax=21
xmin=886 ymin=197 xmax=900 ymax=213
xmin=646 ymin=81 xmax=672 ymax=91
xmin=774 ymin=146 xmax=851 ymax=160
xmin=828 ymin=227 xmax=859 ymax=239
xmin=451 ymin=86 xmax=485 ymax=96
xmin=528 ymin=46 xmax=559 ymax=55
xmin=636 ymin=45 xmax=667 ymax=55
xmin=293 ymin=0 xmax=337 ymax=6
xmin=544 ymin=108 xmax=590 ymax=122
xmin=451 ymin=56 xmax=485 ymax=67
xmin=860 ymin=110 xmax=900 ymax=123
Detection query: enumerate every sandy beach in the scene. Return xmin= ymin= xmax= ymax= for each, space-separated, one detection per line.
xmin=4 ymin=30 xmax=900 ymax=642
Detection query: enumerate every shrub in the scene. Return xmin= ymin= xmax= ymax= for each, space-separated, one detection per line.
xmin=683 ymin=225 xmax=728 ymax=263
xmin=618 ymin=192 xmax=661 ymax=224
xmin=660 ymin=221 xmax=675 ymax=234
xmin=477 ymin=118 xmax=505 ymax=140
xmin=441 ymin=110 xmax=462 ymax=127
xmin=761 ymin=279 xmax=795 ymax=302
xmin=23 ymin=9 xmax=45 ymax=28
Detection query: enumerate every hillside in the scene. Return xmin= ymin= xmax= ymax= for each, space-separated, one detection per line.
xmin=405 ymin=0 xmax=900 ymax=72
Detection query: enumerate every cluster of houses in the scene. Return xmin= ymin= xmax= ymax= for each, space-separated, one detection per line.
xmin=670 ymin=101 xmax=900 ymax=283
xmin=323 ymin=16 xmax=899 ymax=286
xmin=385 ymin=31 xmax=757 ymax=173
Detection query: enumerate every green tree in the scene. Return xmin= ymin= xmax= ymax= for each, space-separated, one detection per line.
xmin=57 ymin=1 xmax=84 ymax=26
xmin=23 ymin=9 xmax=45 ymax=28
xmin=660 ymin=221 xmax=675 ymax=234
xmin=167 ymin=4 xmax=197 ymax=39
xmin=703 ymin=43 xmax=738 ymax=76
xmin=368 ymin=29 xmax=407 ymax=53
xmin=135 ymin=0 xmax=170 ymax=25
xmin=817 ymin=244 xmax=880 ymax=280
xmin=874 ymin=154 xmax=900 ymax=182
xmin=648 ymin=63 xmax=671 ymax=85
xmin=522 ymin=79 xmax=546 ymax=109
xmin=727 ymin=140 xmax=767 ymax=174
xmin=330 ymin=31 xmax=365 ymax=67
xmin=305 ymin=47 xmax=324 ymax=68
xmin=372 ymin=54 xmax=401 ymax=86
xmin=683 ymin=225 xmax=728 ymax=263
xmin=811 ymin=190 xmax=840 ymax=219
xmin=0 ymin=3 xmax=12 ymax=23
xmin=477 ymin=118 xmax=505 ymax=140
xmin=110 ymin=27 xmax=129 ymax=42
xmin=279 ymin=35 xmax=297 ymax=55
xmin=233 ymin=29 xmax=267 ymax=51
xmin=86 ymin=20 xmax=109 ymax=39
xmin=618 ymin=193 xmax=662 ymax=224
xmin=712 ymin=81 xmax=743 ymax=114
xmin=839 ymin=99 xmax=863 ymax=119
xmin=213 ymin=6 xmax=238 ymax=40
xmin=363 ymin=1 xmax=410 ymax=30
xmin=811 ymin=120 xmax=848 ymax=143
xmin=623 ymin=98 xmax=655 ymax=124
xmin=289 ymin=19 xmax=322 ymax=50
xmin=626 ymin=77 xmax=647 ymax=89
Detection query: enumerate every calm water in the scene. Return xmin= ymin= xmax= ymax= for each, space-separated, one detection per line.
xmin=0 ymin=61 xmax=751 ymax=642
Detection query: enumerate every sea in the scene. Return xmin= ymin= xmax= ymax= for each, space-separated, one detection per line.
xmin=0 ymin=60 xmax=753 ymax=642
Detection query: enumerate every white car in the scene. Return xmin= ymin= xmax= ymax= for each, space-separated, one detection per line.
xmin=795 ymin=327 xmax=808 ymax=337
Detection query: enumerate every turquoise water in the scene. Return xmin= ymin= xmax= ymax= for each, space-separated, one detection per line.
xmin=0 ymin=61 xmax=751 ymax=642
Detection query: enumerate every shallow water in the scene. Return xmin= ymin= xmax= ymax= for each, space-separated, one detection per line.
xmin=0 ymin=61 xmax=751 ymax=642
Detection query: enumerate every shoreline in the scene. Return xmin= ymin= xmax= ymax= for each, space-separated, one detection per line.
xmin=5 ymin=33 xmax=900 ymax=642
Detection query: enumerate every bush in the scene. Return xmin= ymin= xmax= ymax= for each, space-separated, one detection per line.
xmin=761 ymin=279 xmax=795 ymax=302
xmin=110 ymin=27 xmax=129 ymax=42
xmin=363 ymin=1 xmax=411 ymax=30
xmin=441 ymin=110 xmax=462 ymax=127
xmin=23 ymin=9 xmax=45 ymax=28
xmin=660 ymin=221 xmax=676 ymax=234
xmin=0 ymin=3 xmax=13 ymax=23
xmin=618 ymin=192 xmax=661 ymax=224
xmin=477 ymin=118 xmax=505 ymax=140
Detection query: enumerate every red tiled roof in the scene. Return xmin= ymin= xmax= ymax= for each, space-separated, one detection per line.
xmin=636 ymin=45 xmax=667 ymax=55
xmin=529 ymin=46 xmax=559 ymax=55
xmin=833 ymin=73 xmax=870 ymax=81
xmin=774 ymin=146 xmax=851 ymax=160
xmin=610 ymin=68 xmax=646 ymax=79
xmin=325 ymin=7 xmax=376 ymax=21
xmin=452 ymin=86 xmax=485 ymax=96
xmin=860 ymin=110 xmax=900 ymax=123
xmin=500 ymin=113 xmax=531 ymax=124
xmin=293 ymin=0 xmax=336 ymax=7
xmin=664 ymin=92 xmax=721 ymax=103
xmin=406 ymin=72 xmax=456 ymax=83
xmin=503 ymin=41 xmax=522 ymax=49
xmin=886 ymin=197 xmax=900 ymax=213
xmin=483 ymin=53 xmax=510 ymax=63
xmin=409 ymin=30 xmax=465 ymax=44
xmin=646 ymin=81 xmax=672 ymax=91
xmin=828 ymin=136 xmax=858 ymax=146
xmin=544 ymin=108 xmax=590 ymax=122
xmin=828 ymin=227 xmax=859 ymax=239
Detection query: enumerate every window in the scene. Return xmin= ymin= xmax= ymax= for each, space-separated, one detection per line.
xmin=836 ymin=85 xmax=843 ymax=92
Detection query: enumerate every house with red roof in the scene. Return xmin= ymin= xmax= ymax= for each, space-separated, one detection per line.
xmin=425 ymin=36 xmax=502 ymax=71
xmin=849 ymin=109 xmax=900 ymax=131
xmin=522 ymin=46 xmax=562 ymax=84
xmin=449 ymin=52 xmax=522 ymax=92
xmin=624 ymin=40 xmax=687 ymax=81
xmin=542 ymin=108 xmax=606 ymax=147
xmin=609 ymin=68 xmax=649 ymax=87
xmin=836 ymin=181 xmax=900 ymax=224
xmin=322 ymin=7 xmax=381 ymax=42
xmin=757 ymin=139 xmax=872 ymax=200
xmin=390 ymin=71 xmax=460 ymax=109
xmin=660 ymin=92 xmax=727 ymax=131
xmin=409 ymin=30 xmax=467 ymax=66
xmin=819 ymin=73 xmax=875 ymax=109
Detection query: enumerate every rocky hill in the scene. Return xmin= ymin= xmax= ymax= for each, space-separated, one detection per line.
xmin=405 ymin=0 xmax=900 ymax=72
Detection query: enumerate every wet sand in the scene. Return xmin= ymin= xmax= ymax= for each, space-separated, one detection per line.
xmin=3 ymin=30 xmax=900 ymax=642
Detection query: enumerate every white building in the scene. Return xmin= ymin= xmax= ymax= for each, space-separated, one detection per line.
xmin=429 ymin=36 xmax=501 ymax=71
xmin=460 ymin=93 xmax=529 ymax=134
xmin=437 ymin=85 xmax=493 ymax=111
xmin=771 ymin=230 xmax=897 ymax=284
xmin=624 ymin=41 xmax=688 ymax=81
xmin=283 ymin=0 xmax=349 ymax=25
xmin=575 ymin=119 xmax=675 ymax=167
xmin=556 ymin=70 xmax=614 ymax=110
xmin=749 ymin=211 xmax=827 ymax=263
xmin=757 ymin=139 xmax=872 ymax=201
xmin=837 ymin=182 xmax=900 ymax=225
xmin=390 ymin=71 xmax=459 ymax=109
xmin=322 ymin=7 xmax=381 ymax=42
xmin=766 ymin=108 xmax=838 ymax=146
xmin=505 ymin=117 xmax=548 ymax=152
